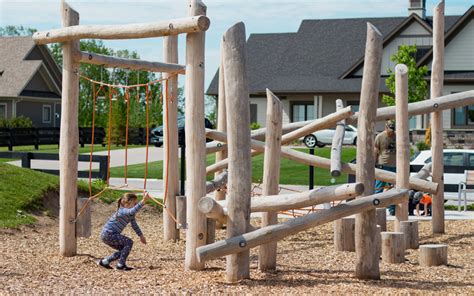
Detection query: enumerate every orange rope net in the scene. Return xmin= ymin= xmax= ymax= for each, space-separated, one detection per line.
xmin=74 ymin=72 xmax=180 ymax=224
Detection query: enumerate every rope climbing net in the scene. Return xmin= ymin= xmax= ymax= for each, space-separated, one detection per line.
xmin=75 ymin=69 xmax=183 ymax=225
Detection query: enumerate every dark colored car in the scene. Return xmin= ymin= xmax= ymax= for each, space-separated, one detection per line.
xmin=150 ymin=115 xmax=214 ymax=147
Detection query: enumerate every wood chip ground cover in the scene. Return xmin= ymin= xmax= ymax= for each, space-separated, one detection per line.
xmin=1 ymin=202 xmax=473 ymax=294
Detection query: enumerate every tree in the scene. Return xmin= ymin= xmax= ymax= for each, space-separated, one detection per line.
xmin=382 ymin=45 xmax=429 ymax=106
xmin=383 ymin=45 xmax=430 ymax=146
xmin=0 ymin=25 xmax=181 ymax=142
xmin=0 ymin=25 xmax=36 ymax=36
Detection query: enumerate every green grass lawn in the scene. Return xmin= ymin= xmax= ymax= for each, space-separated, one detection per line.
xmin=110 ymin=147 xmax=358 ymax=186
xmin=0 ymin=163 xmax=124 ymax=228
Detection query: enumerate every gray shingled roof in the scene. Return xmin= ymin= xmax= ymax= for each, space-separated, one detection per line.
xmin=206 ymin=15 xmax=462 ymax=96
xmin=0 ymin=37 xmax=44 ymax=97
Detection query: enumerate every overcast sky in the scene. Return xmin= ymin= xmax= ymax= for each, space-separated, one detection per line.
xmin=1 ymin=0 xmax=472 ymax=90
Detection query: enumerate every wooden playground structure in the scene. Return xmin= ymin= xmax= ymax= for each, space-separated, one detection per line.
xmin=32 ymin=0 xmax=474 ymax=283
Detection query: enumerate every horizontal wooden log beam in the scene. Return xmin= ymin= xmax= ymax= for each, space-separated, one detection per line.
xmin=205 ymin=129 xmax=438 ymax=193
xmin=196 ymin=188 xmax=409 ymax=262
xmin=414 ymin=162 xmax=432 ymax=180
xmin=205 ymin=170 xmax=228 ymax=194
xmin=280 ymin=106 xmax=353 ymax=145
xmin=347 ymin=90 xmax=474 ymax=124
xmin=33 ymin=15 xmax=210 ymax=44
xmin=249 ymin=90 xmax=474 ymax=140
xmin=199 ymin=183 xmax=364 ymax=221
xmin=77 ymin=51 xmax=185 ymax=73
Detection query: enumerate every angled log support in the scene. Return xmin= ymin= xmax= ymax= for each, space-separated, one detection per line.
xmin=330 ymin=99 xmax=346 ymax=178
xmin=196 ymin=188 xmax=408 ymax=263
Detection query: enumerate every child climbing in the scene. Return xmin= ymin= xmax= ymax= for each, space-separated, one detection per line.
xmin=414 ymin=191 xmax=432 ymax=216
xmin=98 ymin=192 xmax=151 ymax=271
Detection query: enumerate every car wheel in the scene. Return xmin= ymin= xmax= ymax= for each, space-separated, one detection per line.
xmin=303 ymin=135 xmax=317 ymax=148
xmin=353 ymin=137 xmax=357 ymax=146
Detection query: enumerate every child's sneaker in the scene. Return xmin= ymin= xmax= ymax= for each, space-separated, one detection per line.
xmin=116 ymin=264 xmax=133 ymax=271
xmin=97 ymin=259 xmax=112 ymax=269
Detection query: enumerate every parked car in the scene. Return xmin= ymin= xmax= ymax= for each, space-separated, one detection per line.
xmin=347 ymin=149 xmax=474 ymax=192
xmin=410 ymin=149 xmax=474 ymax=192
xmin=302 ymin=125 xmax=358 ymax=148
xmin=150 ymin=115 xmax=214 ymax=147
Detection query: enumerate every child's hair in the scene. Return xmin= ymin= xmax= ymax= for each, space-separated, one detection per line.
xmin=117 ymin=193 xmax=138 ymax=210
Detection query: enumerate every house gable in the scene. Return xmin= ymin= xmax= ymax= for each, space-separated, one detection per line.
xmin=440 ymin=17 xmax=474 ymax=71
xmin=353 ymin=19 xmax=432 ymax=76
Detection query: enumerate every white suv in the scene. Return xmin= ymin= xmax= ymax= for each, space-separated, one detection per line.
xmin=410 ymin=149 xmax=474 ymax=192
xmin=303 ymin=125 xmax=358 ymax=148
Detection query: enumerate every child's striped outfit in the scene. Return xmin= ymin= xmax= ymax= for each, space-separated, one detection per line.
xmin=100 ymin=201 xmax=144 ymax=267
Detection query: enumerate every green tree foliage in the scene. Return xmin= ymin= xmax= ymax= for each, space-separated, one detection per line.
xmin=1 ymin=26 xmax=182 ymax=145
xmin=0 ymin=25 xmax=36 ymax=36
xmin=382 ymin=45 xmax=428 ymax=106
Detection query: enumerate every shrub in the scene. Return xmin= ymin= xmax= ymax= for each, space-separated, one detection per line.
xmin=250 ymin=122 xmax=261 ymax=130
xmin=0 ymin=116 xmax=33 ymax=128
xmin=416 ymin=141 xmax=430 ymax=151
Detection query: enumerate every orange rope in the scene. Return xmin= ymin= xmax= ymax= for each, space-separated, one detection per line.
xmin=162 ymin=81 xmax=169 ymax=205
xmin=143 ymin=85 xmax=150 ymax=190
xmin=106 ymin=86 xmax=114 ymax=186
xmin=88 ymin=82 xmax=97 ymax=197
xmin=124 ymin=89 xmax=130 ymax=184
xmin=77 ymin=69 xmax=183 ymax=89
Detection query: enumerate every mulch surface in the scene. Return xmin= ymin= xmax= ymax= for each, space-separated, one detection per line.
xmin=1 ymin=202 xmax=473 ymax=294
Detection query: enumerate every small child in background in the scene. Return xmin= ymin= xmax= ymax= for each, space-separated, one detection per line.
xmin=98 ymin=192 xmax=151 ymax=271
xmin=415 ymin=192 xmax=432 ymax=216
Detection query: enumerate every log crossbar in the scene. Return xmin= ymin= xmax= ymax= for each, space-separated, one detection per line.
xmin=205 ymin=129 xmax=438 ymax=193
xmin=78 ymin=51 xmax=186 ymax=73
xmin=247 ymin=90 xmax=474 ymax=141
xmin=196 ymin=188 xmax=409 ymax=262
xmin=33 ymin=15 xmax=210 ymax=44
xmin=205 ymin=170 xmax=228 ymax=194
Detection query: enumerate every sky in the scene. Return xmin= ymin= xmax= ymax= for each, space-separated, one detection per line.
xmin=0 ymin=0 xmax=472 ymax=91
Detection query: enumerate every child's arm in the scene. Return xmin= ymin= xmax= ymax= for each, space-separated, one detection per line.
xmin=130 ymin=218 xmax=143 ymax=237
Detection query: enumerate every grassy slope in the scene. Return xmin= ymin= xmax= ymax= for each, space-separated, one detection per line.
xmin=0 ymin=163 xmax=59 ymax=228
xmin=0 ymin=163 xmax=123 ymax=228
xmin=110 ymin=147 xmax=358 ymax=186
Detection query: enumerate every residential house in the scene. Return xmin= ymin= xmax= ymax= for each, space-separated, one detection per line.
xmin=206 ymin=1 xmax=474 ymax=146
xmin=0 ymin=36 xmax=62 ymax=127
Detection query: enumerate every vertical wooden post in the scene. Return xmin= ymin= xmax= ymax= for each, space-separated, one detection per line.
xmin=184 ymin=0 xmax=207 ymax=271
xmin=163 ymin=35 xmax=180 ymax=241
xmin=223 ymin=22 xmax=251 ymax=282
xmin=59 ymin=0 xmax=80 ymax=257
xmin=381 ymin=232 xmax=405 ymax=264
xmin=431 ymin=0 xmax=445 ymax=234
xmin=330 ymin=99 xmax=345 ymax=178
xmin=334 ymin=217 xmax=355 ymax=252
xmin=214 ymin=38 xmax=227 ymax=229
xmin=394 ymin=64 xmax=409 ymax=232
xmin=375 ymin=208 xmax=387 ymax=232
xmin=258 ymin=89 xmax=282 ymax=271
xmin=355 ymin=23 xmax=383 ymax=280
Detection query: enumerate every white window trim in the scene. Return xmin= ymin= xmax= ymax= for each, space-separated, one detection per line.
xmin=0 ymin=103 xmax=7 ymax=120
xmin=42 ymin=104 xmax=52 ymax=123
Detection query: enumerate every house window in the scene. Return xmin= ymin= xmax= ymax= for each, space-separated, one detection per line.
xmin=250 ymin=104 xmax=258 ymax=123
xmin=414 ymin=46 xmax=430 ymax=62
xmin=453 ymin=105 xmax=474 ymax=127
xmin=43 ymin=105 xmax=51 ymax=123
xmin=0 ymin=103 xmax=6 ymax=120
xmin=347 ymin=101 xmax=360 ymax=112
xmin=291 ymin=102 xmax=314 ymax=122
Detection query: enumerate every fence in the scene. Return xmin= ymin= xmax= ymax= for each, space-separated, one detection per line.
xmin=0 ymin=151 xmax=108 ymax=180
xmin=0 ymin=127 xmax=151 ymax=151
